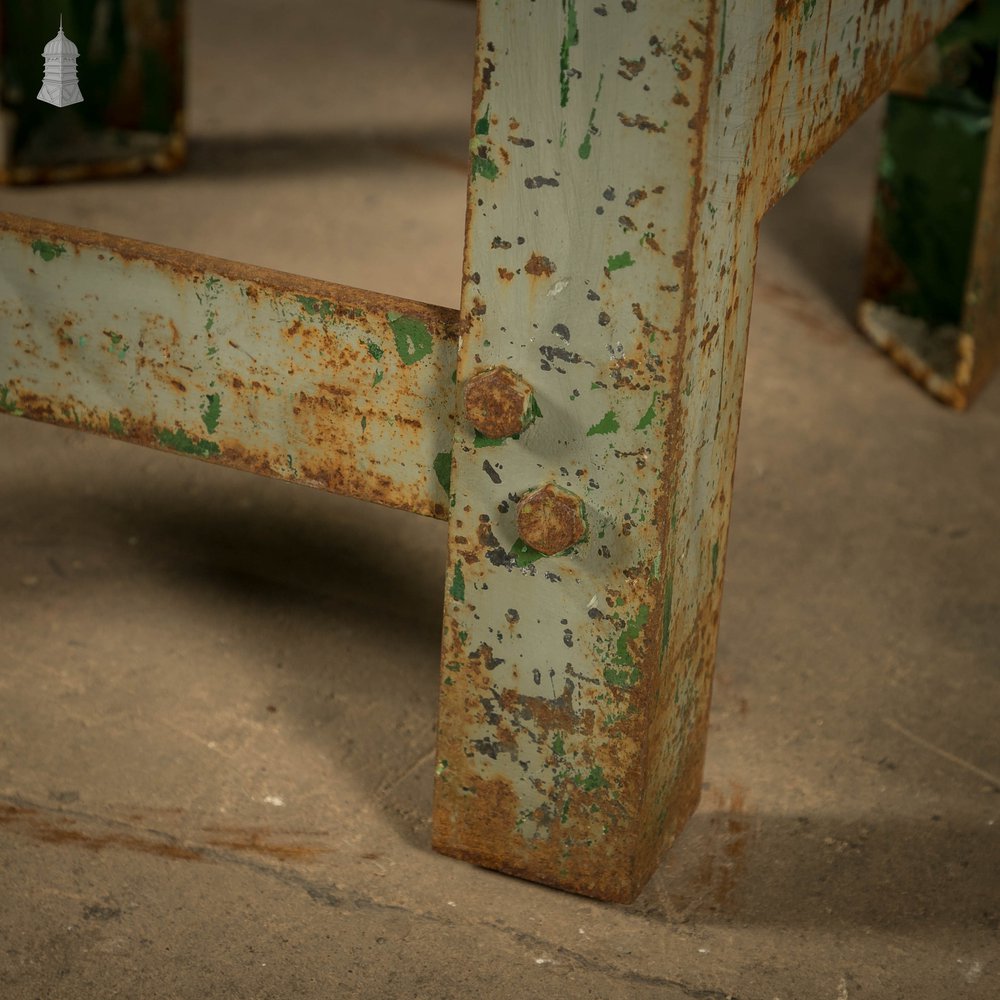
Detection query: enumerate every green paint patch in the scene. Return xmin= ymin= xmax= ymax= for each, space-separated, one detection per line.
xmin=876 ymin=94 xmax=990 ymax=325
xmin=711 ymin=540 xmax=719 ymax=581
xmin=580 ymin=765 xmax=608 ymax=793
xmin=366 ymin=339 xmax=384 ymax=360
xmin=156 ymin=426 xmax=220 ymax=458
xmin=635 ymin=393 xmax=658 ymax=430
xmin=603 ymin=665 xmax=640 ymax=688
xmin=108 ymin=414 xmax=125 ymax=436
xmin=296 ymin=296 xmax=337 ymax=323
xmin=473 ymin=431 xmax=510 ymax=448
xmin=475 ymin=106 xmax=491 ymax=136
xmin=372 ymin=369 xmax=384 ymax=387
xmin=511 ymin=538 xmax=545 ymax=567
xmin=604 ymin=604 xmax=650 ymax=689
xmin=200 ymin=393 xmax=221 ymax=435
xmin=578 ymin=72 xmax=605 ymax=159
xmin=30 ymin=240 xmax=66 ymax=262
xmin=552 ymin=733 xmax=565 ymax=757
xmin=0 ymin=384 xmax=22 ymax=415
xmin=387 ymin=312 xmax=433 ymax=365
xmin=450 ymin=562 xmax=465 ymax=602
xmin=586 ymin=410 xmax=619 ymax=436
xmin=559 ymin=0 xmax=579 ymax=108
xmin=472 ymin=154 xmax=499 ymax=181
xmin=433 ymin=450 xmax=452 ymax=496
xmin=607 ymin=251 xmax=635 ymax=272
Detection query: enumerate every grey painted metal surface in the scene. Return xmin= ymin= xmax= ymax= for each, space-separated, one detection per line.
xmin=0 ymin=214 xmax=459 ymax=519
xmin=433 ymin=0 xmax=969 ymax=902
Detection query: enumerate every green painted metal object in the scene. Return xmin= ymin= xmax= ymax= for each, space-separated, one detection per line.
xmin=0 ymin=1 xmax=184 ymax=183
xmin=860 ymin=0 xmax=1000 ymax=407
xmin=0 ymin=214 xmax=458 ymax=518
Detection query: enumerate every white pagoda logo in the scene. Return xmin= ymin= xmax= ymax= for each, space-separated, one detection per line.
xmin=37 ymin=16 xmax=83 ymax=108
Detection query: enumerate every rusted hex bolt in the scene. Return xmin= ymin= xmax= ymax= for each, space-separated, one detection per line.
xmin=463 ymin=365 xmax=536 ymax=440
xmin=516 ymin=484 xmax=586 ymax=556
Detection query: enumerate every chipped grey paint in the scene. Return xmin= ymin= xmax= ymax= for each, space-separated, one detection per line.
xmin=433 ymin=0 xmax=968 ymax=902
xmin=0 ymin=213 xmax=459 ymax=518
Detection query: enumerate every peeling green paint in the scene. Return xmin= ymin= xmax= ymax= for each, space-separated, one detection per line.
xmin=578 ymin=73 xmax=605 ymax=159
xmin=635 ymin=394 xmax=658 ymax=430
xmin=156 ymin=426 xmax=221 ymax=458
xmin=450 ymin=562 xmax=466 ymax=601
xmin=372 ymin=369 xmax=384 ymax=387
xmin=552 ymin=733 xmax=566 ymax=757
xmin=472 ymin=153 xmax=500 ymax=181
xmin=434 ymin=450 xmax=453 ymax=495
xmin=604 ymin=604 xmax=650 ymax=688
xmin=474 ymin=431 xmax=511 ymax=447
xmin=586 ymin=410 xmax=619 ymax=436
xmin=366 ymin=339 xmax=384 ymax=361
xmin=607 ymin=251 xmax=635 ymax=272
xmin=559 ymin=0 xmax=579 ymax=108
xmin=580 ymin=765 xmax=609 ymax=792
xmin=200 ymin=393 xmax=221 ymax=435
xmin=30 ymin=240 xmax=66 ymax=262
xmin=0 ymin=385 xmax=22 ymax=415
xmin=108 ymin=414 xmax=125 ymax=436
xmin=511 ymin=538 xmax=545 ymax=566
xmin=296 ymin=295 xmax=337 ymax=323
xmin=387 ymin=312 xmax=434 ymax=365
xmin=475 ymin=106 xmax=491 ymax=136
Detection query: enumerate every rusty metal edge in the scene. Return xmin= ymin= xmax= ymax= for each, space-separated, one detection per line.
xmin=0 ymin=211 xmax=461 ymax=519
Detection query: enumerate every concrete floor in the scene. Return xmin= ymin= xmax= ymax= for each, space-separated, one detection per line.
xmin=2 ymin=2 xmax=998 ymax=997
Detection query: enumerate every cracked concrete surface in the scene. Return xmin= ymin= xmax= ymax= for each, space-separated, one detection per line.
xmin=1 ymin=2 xmax=998 ymax=997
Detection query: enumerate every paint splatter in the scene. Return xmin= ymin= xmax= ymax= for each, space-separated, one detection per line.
xmin=200 ymin=393 xmax=221 ymax=435
xmin=586 ymin=410 xmax=619 ymax=436
xmin=155 ymin=426 xmax=221 ymax=458
xmin=387 ymin=312 xmax=433 ymax=365
xmin=607 ymin=251 xmax=635 ymax=272
xmin=434 ymin=450 xmax=453 ymax=495
xmin=559 ymin=0 xmax=579 ymax=107
xmin=450 ymin=562 xmax=466 ymax=601
xmin=30 ymin=240 xmax=65 ymax=261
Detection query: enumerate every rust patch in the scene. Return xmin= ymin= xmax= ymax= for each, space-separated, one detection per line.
xmin=524 ymin=253 xmax=556 ymax=277
xmin=617 ymin=112 xmax=667 ymax=133
xmin=0 ymin=804 xmax=203 ymax=861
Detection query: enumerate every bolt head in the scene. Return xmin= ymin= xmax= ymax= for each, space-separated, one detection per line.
xmin=463 ymin=366 xmax=535 ymax=440
xmin=516 ymin=484 xmax=586 ymax=556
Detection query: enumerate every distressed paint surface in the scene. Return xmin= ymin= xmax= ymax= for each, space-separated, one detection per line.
xmin=0 ymin=214 xmax=459 ymax=518
xmin=860 ymin=0 xmax=1000 ymax=408
xmin=434 ymin=0 xmax=967 ymax=902
xmin=0 ymin=0 xmax=184 ymax=183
